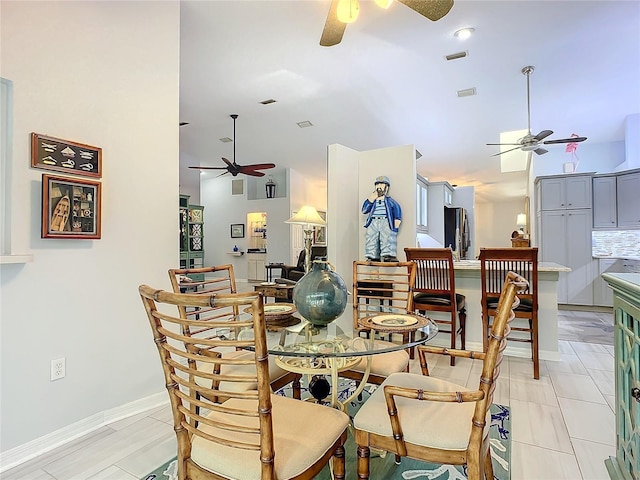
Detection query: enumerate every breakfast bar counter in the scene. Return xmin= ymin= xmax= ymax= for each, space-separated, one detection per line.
xmin=427 ymin=260 xmax=570 ymax=361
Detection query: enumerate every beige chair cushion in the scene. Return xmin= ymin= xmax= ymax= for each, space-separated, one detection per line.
xmin=353 ymin=372 xmax=490 ymax=451
xmin=348 ymin=339 xmax=409 ymax=376
xmin=191 ymin=394 xmax=350 ymax=480
xmin=195 ymin=350 xmax=290 ymax=392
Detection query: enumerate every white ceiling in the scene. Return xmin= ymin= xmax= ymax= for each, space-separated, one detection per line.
xmin=179 ymin=0 xmax=640 ymax=203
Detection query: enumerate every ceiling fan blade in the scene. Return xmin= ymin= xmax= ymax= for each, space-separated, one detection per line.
xmin=397 ymin=0 xmax=454 ymax=21
xmin=533 ymin=129 xmax=553 ymax=141
xmin=491 ymin=146 xmax=523 ymax=157
xmin=241 ymin=170 xmax=266 ymax=177
xmin=543 ymin=136 xmax=587 ymax=145
xmin=221 ymin=157 xmax=234 ymax=167
xmin=534 ymin=148 xmax=548 ymax=155
xmin=189 ymin=166 xmax=228 ymax=170
xmin=486 ymin=143 xmax=523 ymax=146
xmin=320 ymin=0 xmax=347 ymax=47
xmin=240 ymin=163 xmax=276 ymax=170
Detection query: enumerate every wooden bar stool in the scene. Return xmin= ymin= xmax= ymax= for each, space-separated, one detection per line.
xmin=479 ymin=247 xmax=540 ymax=379
xmin=404 ymin=247 xmax=467 ymax=366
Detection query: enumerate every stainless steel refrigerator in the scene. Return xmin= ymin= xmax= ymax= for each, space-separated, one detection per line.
xmin=444 ymin=206 xmax=470 ymax=259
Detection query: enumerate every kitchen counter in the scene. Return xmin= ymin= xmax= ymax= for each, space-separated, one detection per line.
xmin=424 ymin=260 xmax=569 ymax=362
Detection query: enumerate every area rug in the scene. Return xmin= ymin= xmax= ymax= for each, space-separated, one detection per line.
xmin=142 ymin=382 xmax=510 ymax=480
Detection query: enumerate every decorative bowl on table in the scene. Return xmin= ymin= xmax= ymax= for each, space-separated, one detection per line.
xmin=292 ymin=258 xmax=348 ymax=327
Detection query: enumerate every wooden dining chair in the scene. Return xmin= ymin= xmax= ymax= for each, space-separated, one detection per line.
xmin=139 ymin=286 xmax=349 ymax=480
xmin=404 ymin=247 xmax=467 ymax=366
xmin=342 ymin=260 xmax=417 ymax=385
xmin=479 ymin=247 xmax=540 ymax=379
xmin=168 ymin=265 xmax=302 ymax=398
xmin=353 ymin=271 xmax=527 ymax=480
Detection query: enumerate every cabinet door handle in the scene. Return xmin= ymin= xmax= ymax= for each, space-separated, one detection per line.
xmin=632 ymin=387 xmax=640 ymax=403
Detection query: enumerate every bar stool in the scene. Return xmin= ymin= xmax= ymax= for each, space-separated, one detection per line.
xmin=404 ymin=247 xmax=467 ymax=366
xmin=479 ymin=247 xmax=539 ymax=379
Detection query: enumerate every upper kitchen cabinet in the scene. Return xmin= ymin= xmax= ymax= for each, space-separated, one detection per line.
xmin=617 ymin=171 xmax=640 ymax=228
xmin=537 ymin=174 xmax=592 ymax=211
xmin=592 ymin=169 xmax=640 ymax=229
xmin=593 ymin=175 xmax=617 ymax=228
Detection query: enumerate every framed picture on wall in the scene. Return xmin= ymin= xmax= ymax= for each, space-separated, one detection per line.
xmin=230 ymin=223 xmax=245 ymax=238
xmin=31 ymin=132 xmax=102 ymax=178
xmin=42 ymin=174 xmax=101 ymax=239
xmin=313 ymin=211 xmax=327 ymax=246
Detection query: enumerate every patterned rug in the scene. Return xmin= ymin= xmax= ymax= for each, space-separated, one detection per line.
xmin=142 ymin=382 xmax=510 ymax=480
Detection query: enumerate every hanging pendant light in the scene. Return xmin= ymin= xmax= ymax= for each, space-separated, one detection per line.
xmin=336 ymin=0 xmax=360 ymax=23
xmin=374 ymin=0 xmax=394 ymax=9
xmin=265 ymin=175 xmax=276 ymax=199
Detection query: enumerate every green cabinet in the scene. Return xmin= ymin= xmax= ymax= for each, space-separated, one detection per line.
xmin=179 ymin=195 xmax=205 ymax=281
xmin=602 ymin=273 xmax=640 ymax=480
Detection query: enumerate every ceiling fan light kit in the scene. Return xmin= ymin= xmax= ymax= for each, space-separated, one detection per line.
xmin=320 ymin=0 xmax=454 ymax=46
xmin=487 ymin=65 xmax=587 ymax=157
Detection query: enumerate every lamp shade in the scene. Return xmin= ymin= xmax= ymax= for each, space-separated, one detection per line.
xmin=285 ymin=206 xmax=326 ymax=228
xmin=516 ymin=213 xmax=527 ymax=227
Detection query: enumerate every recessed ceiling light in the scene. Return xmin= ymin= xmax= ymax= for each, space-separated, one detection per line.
xmin=297 ymin=120 xmax=313 ymax=128
xmin=453 ymin=27 xmax=475 ymax=40
xmin=456 ymin=87 xmax=477 ymax=97
xmin=260 ymin=99 xmax=277 ymax=105
xmin=219 ymin=137 xmax=233 ymax=143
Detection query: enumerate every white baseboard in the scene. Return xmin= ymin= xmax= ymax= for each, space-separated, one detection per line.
xmin=0 ymin=391 xmax=168 ymax=473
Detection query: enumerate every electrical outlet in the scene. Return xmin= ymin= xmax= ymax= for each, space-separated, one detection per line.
xmin=51 ymin=357 xmax=65 ymax=381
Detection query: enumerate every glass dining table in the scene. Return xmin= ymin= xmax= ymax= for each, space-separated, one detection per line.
xmin=250 ymin=304 xmax=439 ymax=410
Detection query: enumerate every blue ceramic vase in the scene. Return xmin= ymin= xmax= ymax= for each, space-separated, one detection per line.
xmin=293 ymin=258 xmax=348 ymax=327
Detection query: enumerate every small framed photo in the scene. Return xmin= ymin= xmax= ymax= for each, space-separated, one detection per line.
xmin=230 ymin=223 xmax=245 ymax=238
xmin=32 ymin=132 xmax=102 ymax=178
xmin=313 ymin=211 xmax=327 ymax=246
xmin=42 ymin=174 xmax=101 ymax=239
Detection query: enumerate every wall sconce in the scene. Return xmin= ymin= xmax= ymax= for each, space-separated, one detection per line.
xmin=265 ymin=175 xmax=276 ymax=199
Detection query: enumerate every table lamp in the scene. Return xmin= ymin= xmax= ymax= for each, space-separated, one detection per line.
xmin=516 ymin=213 xmax=527 ymax=236
xmin=285 ymin=205 xmax=326 ymax=273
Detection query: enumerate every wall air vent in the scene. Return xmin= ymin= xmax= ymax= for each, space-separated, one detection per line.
xmin=297 ymin=120 xmax=313 ymax=128
xmin=260 ymin=98 xmax=277 ymax=105
xmin=445 ymin=51 xmax=468 ymax=61
xmin=456 ymin=87 xmax=477 ymax=98
xmin=219 ymin=137 xmax=233 ymax=143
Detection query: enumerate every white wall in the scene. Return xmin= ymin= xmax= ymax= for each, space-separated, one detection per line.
xmin=0 ymin=0 xmax=179 ymax=457
xmin=475 ymin=199 xmax=526 ymax=252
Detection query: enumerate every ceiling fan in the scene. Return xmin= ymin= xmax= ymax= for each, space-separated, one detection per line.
xmin=487 ymin=66 xmax=587 ymax=157
xmin=189 ymin=114 xmax=276 ymax=177
xmin=320 ymin=0 xmax=454 ymax=47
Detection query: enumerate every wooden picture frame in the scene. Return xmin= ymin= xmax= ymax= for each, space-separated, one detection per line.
xmin=313 ymin=211 xmax=327 ymax=246
xmin=230 ymin=223 xmax=245 ymax=238
xmin=31 ymin=132 xmax=102 ymax=178
xmin=42 ymin=174 xmax=101 ymax=239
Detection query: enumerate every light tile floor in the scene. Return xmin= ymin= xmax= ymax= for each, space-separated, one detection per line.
xmin=3 ymin=306 xmax=616 ymax=480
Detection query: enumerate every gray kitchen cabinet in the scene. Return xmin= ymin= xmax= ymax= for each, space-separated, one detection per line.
xmin=593 ymin=176 xmax=617 ymax=228
xmin=539 ymin=208 xmax=594 ymax=305
xmin=617 ymin=171 xmax=640 ymax=228
xmin=539 ymin=174 xmax=592 ymax=211
xmin=595 ymin=259 xmax=622 ymax=306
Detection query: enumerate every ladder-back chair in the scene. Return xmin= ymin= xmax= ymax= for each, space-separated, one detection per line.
xmin=343 ymin=260 xmax=417 ymax=385
xmin=479 ymin=247 xmax=539 ymax=379
xmin=404 ymin=247 xmax=467 ymax=366
xmin=139 ymin=286 xmax=349 ymax=480
xmin=353 ymin=272 xmax=527 ymax=480
xmin=168 ymin=265 xmax=301 ymax=397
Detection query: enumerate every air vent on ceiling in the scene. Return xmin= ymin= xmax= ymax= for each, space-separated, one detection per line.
xmin=219 ymin=137 xmax=233 ymax=143
xmin=260 ymin=98 xmax=277 ymax=105
xmin=456 ymin=87 xmax=477 ymax=98
xmin=297 ymin=120 xmax=313 ymax=128
xmin=445 ymin=51 xmax=468 ymax=61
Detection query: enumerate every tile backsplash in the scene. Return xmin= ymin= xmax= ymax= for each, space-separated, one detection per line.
xmin=592 ymin=230 xmax=640 ymax=258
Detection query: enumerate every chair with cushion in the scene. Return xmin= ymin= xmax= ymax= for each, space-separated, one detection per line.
xmin=139 ymin=286 xmax=349 ymax=480
xmin=404 ymin=247 xmax=467 ymax=366
xmin=168 ymin=264 xmax=302 ymax=398
xmin=353 ymin=271 xmax=527 ymax=480
xmin=281 ymin=246 xmax=328 ymax=282
xmin=479 ymin=247 xmax=539 ymax=379
xmin=342 ymin=260 xmax=417 ymax=385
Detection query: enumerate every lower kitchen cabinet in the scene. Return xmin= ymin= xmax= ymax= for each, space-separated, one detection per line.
xmin=247 ymin=253 xmax=266 ymax=281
